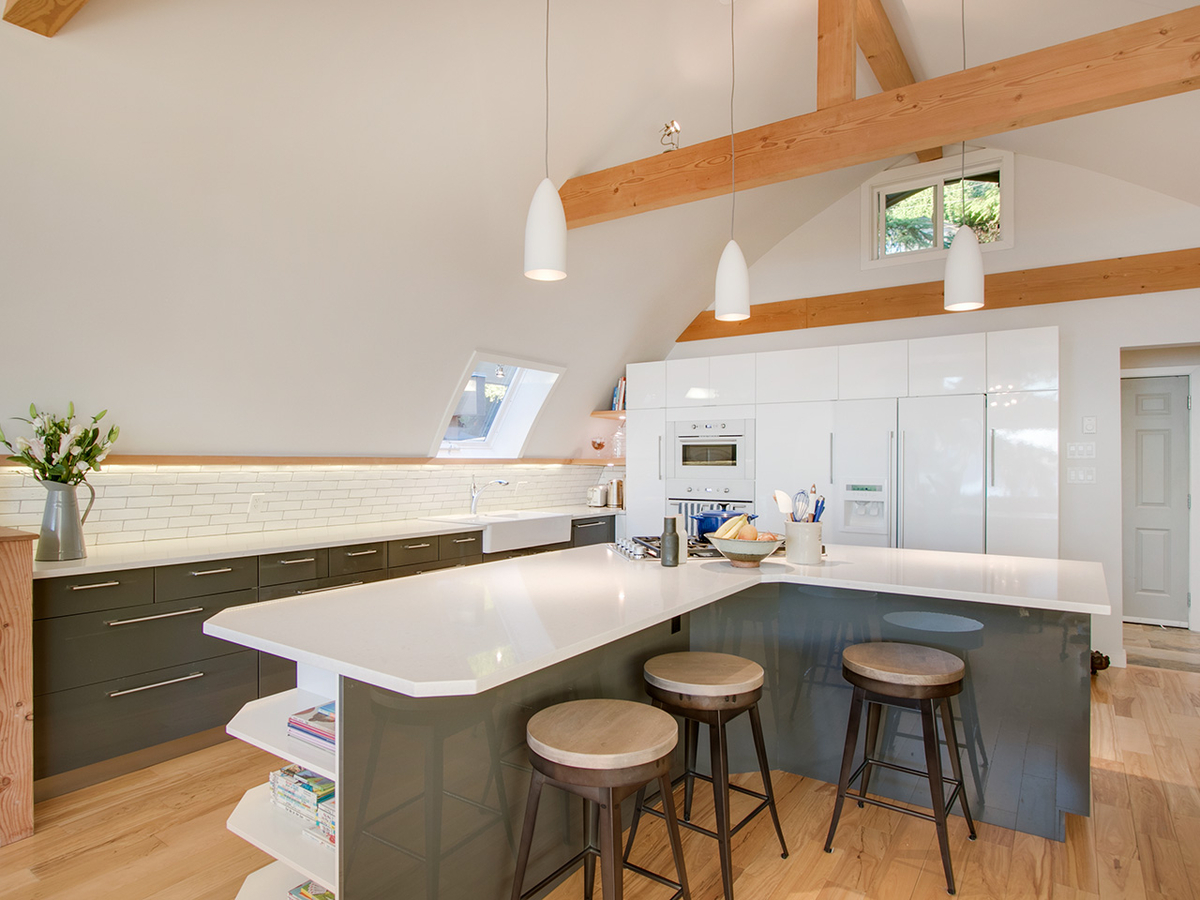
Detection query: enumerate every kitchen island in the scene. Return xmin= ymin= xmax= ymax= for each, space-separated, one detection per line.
xmin=205 ymin=543 xmax=1109 ymax=900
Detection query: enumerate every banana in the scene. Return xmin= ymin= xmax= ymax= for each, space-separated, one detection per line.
xmin=713 ymin=514 xmax=748 ymax=539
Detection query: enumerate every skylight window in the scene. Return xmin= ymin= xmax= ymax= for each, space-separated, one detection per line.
xmin=435 ymin=353 xmax=564 ymax=459
xmin=862 ymin=149 xmax=1013 ymax=268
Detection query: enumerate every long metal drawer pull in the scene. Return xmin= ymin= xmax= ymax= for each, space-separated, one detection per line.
xmin=279 ymin=557 xmax=316 ymax=565
xmin=190 ymin=567 xmax=233 ymax=577
xmin=297 ymin=582 xmax=363 ymax=595
xmin=105 ymin=607 xmax=205 ymax=626
xmin=576 ymin=522 xmax=604 ymax=528
xmin=345 ymin=549 xmax=378 ymax=557
xmin=71 ymin=580 xmax=121 ymax=591
xmin=108 ymin=671 xmax=204 ymax=698
xmin=404 ymin=543 xmax=431 ymax=549
xmin=453 ymin=537 xmax=477 ymax=543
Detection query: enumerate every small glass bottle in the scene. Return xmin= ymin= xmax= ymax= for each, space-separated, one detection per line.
xmin=660 ymin=516 xmax=680 ymax=567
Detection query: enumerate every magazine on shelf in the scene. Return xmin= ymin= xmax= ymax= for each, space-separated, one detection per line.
xmin=288 ymin=879 xmax=335 ymax=900
xmin=288 ymin=701 xmax=336 ymax=743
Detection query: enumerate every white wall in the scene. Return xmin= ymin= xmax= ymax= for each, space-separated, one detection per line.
xmin=668 ymin=154 xmax=1200 ymax=665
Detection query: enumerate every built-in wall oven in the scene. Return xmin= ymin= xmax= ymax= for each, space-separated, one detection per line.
xmin=667 ymin=419 xmax=755 ymax=483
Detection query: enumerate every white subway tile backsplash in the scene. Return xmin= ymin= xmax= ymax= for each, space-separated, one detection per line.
xmin=0 ymin=463 xmax=621 ymax=546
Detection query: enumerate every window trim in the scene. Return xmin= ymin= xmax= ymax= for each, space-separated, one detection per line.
xmin=432 ymin=351 xmax=566 ymax=459
xmin=860 ymin=148 xmax=1014 ymax=269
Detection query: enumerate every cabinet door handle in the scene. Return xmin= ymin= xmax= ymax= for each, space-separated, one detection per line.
xmin=108 ymin=671 xmax=204 ymax=698
xmin=190 ymin=567 xmax=233 ymax=577
xmin=899 ymin=431 xmax=906 ymax=548
xmin=279 ymin=557 xmax=316 ymax=566
xmin=105 ymin=607 xmax=205 ymax=626
xmin=829 ymin=433 xmax=834 ymax=484
xmin=71 ymin=580 xmax=121 ymax=591
xmin=404 ymin=543 xmax=431 ymax=549
xmin=453 ymin=537 xmax=477 ymax=543
xmin=576 ymin=521 xmax=604 ymax=528
xmin=297 ymin=582 xmax=363 ymax=595
xmin=658 ymin=435 xmax=663 ymax=481
xmin=345 ymin=549 xmax=378 ymax=557
xmin=990 ymin=428 xmax=997 ymax=487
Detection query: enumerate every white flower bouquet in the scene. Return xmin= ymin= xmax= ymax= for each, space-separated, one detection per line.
xmin=0 ymin=402 xmax=120 ymax=485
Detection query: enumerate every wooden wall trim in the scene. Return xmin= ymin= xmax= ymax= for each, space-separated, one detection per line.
xmin=561 ymin=7 xmax=1200 ymax=229
xmin=676 ymin=247 xmax=1200 ymax=342
xmin=3 ymin=0 xmax=92 ymax=36
xmin=1 ymin=456 xmax=623 ymax=469
xmin=0 ymin=529 xmax=34 ymax=846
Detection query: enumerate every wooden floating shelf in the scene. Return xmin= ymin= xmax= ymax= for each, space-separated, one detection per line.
xmin=590 ymin=410 xmax=627 ymax=420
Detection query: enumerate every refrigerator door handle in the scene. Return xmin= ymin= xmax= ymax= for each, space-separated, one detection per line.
xmin=888 ymin=430 xmax=896 ymax=549
xmin=658 ymin=435 xmax=663 ymax=481
xmin=990 ymin=428 xmax=996 ymax=488
xmin=899 ymin=430 xmax=906 ymax=548
xmin=829 ymin=432 xmax=834 ymax=484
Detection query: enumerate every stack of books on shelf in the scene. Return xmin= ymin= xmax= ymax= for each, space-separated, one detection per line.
xmin=611 ymin=376 xmax=626 ymax=412
xmin=268 ymin=764 xmax=334 ymax=835
xmin=287 ymin=701 xmax=336 ymax=752
xmin=312 ymin=798 xmax=336 ymax=847
xmin=287 ymin=879 xmax=334 ymax=900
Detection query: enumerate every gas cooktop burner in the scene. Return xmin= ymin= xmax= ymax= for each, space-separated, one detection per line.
xmin=630 ymin=536 xmax=723 ymax=559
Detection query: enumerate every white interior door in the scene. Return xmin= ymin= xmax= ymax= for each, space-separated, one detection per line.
xmin=1122 ymin=376 xmax=1190 ymax=626
xmin=898 ymin=395 xmax=986 ymax=552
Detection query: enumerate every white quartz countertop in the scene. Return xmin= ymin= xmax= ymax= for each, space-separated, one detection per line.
xmin=204 ymin=542 xmax=1110 ymax=698
xmin=31 ymin=506 xmax=617 ymax=578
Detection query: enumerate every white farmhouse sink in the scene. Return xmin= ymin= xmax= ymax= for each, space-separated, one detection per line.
xmin=423 ymin=511 xmax=573 ymax=554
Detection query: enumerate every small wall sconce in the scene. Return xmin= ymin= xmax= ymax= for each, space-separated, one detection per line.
xmin=660 ymin=120 xmax=681 ymax=152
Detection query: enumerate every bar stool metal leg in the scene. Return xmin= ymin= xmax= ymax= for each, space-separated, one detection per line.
xmin=939 ymin=699 xmax=978 ymax=839
xmin=858 ymin=700 xmax=883 ymax=807
xmin=748 ymin=703 xmax=789 ymax=858
xmin=598 ymin=788 xmax=623 ymax=900
xmin=709 ymin=713 xmax=735 ymax=900
xmin=920 ymin=699 xmax=956 ymax=895
xmin=824 ymin=684 xmax=865 ymax=853
xmin=683 ymin=718 xmax=699 ymax=821
xmin=510 ymin=770 xmax=546 ymax=900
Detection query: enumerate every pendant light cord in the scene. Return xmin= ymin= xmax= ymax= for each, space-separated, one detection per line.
xmin=959 ymin=0 xmax=966 ymax=224
xmin=544 ymin=0 xmax=551 ymax=179
xmin=729 ymin=0 xmax=737 ymax=240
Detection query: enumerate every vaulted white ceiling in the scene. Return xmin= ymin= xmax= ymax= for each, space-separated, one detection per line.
xmin=0 ymin=0 xmax=1194 ymax=456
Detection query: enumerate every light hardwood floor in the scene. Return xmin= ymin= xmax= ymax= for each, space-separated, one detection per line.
xmin=1124 ymin=623 xmax=1200 ymax=674
xmin=4 ymin=658 xmax=1199 ymax=900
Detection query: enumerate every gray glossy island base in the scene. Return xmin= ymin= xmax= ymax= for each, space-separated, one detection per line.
xmin=333 ymin=584 xmax=1089 ymax=900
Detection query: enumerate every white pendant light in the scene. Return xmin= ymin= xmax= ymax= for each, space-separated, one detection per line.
xmin=715 ymin=239 xmax=750 ymax=321
xmin=524 ymin=0 xmax=566 ymax=281
xmin=944 ymin=0 xmax=983 ymax=312
xmin=944 ymin=224 xmax=984 ymax=311
xmin=714 ymin=0 xmax=750 ymax=321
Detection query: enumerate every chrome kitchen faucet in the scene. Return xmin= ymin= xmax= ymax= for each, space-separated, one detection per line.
xmin=470 ymin=477 xmax=509 ymax=515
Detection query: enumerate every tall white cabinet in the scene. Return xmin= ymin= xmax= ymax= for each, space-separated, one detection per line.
xmin=987 ymin=391 xmax=1059 ymax=558
xmin=754 ymin=400 xmax=834 ymax=535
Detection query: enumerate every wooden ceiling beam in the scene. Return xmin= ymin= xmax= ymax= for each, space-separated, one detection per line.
xmin=562 ymin=7 xmax=1200 ymax=229
xmin=675 ymin=247 xmax=1200 ymax=341
xmin=855 ymin=0 xmax=942 ymax=161
xmin=3 ymin=0 xmax=92 ymax=36
xmin=818 ymin=0 xmax=858 ymax=109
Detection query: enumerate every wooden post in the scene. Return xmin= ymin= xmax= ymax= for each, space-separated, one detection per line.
xmin=0 ymin=527 xmax=36 ymax=845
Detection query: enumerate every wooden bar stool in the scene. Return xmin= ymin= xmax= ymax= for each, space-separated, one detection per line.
xmin=625 ymin=652 xmax=788 ymax=900
xmin=510 ymin=699 xmax=690 ymax=900
xmin=825 ymin=642 xmax=977 ymax=895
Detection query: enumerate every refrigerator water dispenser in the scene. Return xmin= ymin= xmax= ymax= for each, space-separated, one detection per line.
xmin=842 ymin=482 xmax=888 ymax=535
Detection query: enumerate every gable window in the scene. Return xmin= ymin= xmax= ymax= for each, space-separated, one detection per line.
xmin=434 ymin=353 xmax=564 ymax=459
xmin=862 ymin=149 xmax=1013 ymax=267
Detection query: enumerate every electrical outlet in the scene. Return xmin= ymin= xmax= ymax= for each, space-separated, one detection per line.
xmin=247 ymin=493 xmax=268 ymax=520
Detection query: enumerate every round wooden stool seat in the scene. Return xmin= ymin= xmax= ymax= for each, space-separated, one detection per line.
xmin=526 ymin=699 xmax=678 ymax=770
xmin=644 ymin=651 xmax=764 ymax=697
xmin=842 ymin=641 xmax=964 ymax=688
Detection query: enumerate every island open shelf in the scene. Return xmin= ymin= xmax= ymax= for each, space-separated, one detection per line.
xmin=235 ymin=860 xmax=313 ymax=900
xmin=228 ymin=782 xmax=337 ymax=890
xmin=226 ymin=688 xmax=336 ymax=781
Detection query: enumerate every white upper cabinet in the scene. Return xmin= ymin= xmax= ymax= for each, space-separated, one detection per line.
xmin=666 ymin=355 xmax=756 ymax=407
xmin=755 ymin=347 xmax=838 ymax=403
xmin=908 ymin=333 xmax=986 ymax=396
xmin=987 ymin=326 xmax=1059 ymax=392
xmin=626 ymin=361 xmax=667 ymax=409
xmin=838 ymin=340 xmax=909 ymax=400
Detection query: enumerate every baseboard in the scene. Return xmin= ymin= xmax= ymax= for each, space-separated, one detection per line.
xmin=1123 ymin=616 xmax=1189 ymax=628
xmin=34 ymin=727 xmax=232 ymax=802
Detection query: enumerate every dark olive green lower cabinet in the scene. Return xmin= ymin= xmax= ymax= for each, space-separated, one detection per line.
xmin=259 ymin=652 xmax=298 ymax=697
xmin=34 ymin=651 xmax=259 ymax=777
xmin=572 ymin=515 xmax=615 ymax=546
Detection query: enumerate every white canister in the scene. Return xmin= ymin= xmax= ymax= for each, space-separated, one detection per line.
xmin=786 ymin=521 xmax=823 ymax=565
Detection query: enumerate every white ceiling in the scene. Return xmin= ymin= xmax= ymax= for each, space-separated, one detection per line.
xmin=0 ymin=0 xmax=1195 ymax=456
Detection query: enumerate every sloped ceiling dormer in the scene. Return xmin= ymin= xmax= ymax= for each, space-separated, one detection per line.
xmin=0 ymin=0 xmax=1196 ymax=456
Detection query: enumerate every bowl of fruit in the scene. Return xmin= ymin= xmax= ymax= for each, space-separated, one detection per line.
xmin=703 ymin=515 xmax=784 ymax=568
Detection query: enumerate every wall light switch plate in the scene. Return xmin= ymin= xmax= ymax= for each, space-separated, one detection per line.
xmin=1082 ymin=416 xmax=1097 ymax=434
xmin=247 ymin=492 xmax=268 ymax=520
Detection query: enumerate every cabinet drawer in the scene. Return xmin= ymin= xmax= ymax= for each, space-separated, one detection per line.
xmin=259 ymin=548 xmax=329 ymax=586
xmin=34 ymin=650 xmax=259 ymax=779
xmin=388 ymin=556 xmax=482 ymax=579
xmin=33 ymin=568 xmax=154 ymax=620
xmin=328 ymin=541 xmax=386 ymax=577
xmin=155 ymin=556 xmax=257 ymax=602
xmin=387 ymin=536 xmax=439 ymax=567
xmin=439 ymin=531 xmax=483 ymax=559
xmin=34 ymin=588 xmax=259 ymax=696
xmin=572 ymin=517 xmax=615 ymax=546
xmin=258 ymin=570 xmax=386 ymax=602
xmin=259 ymin=652 xmax=297 ymax=697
